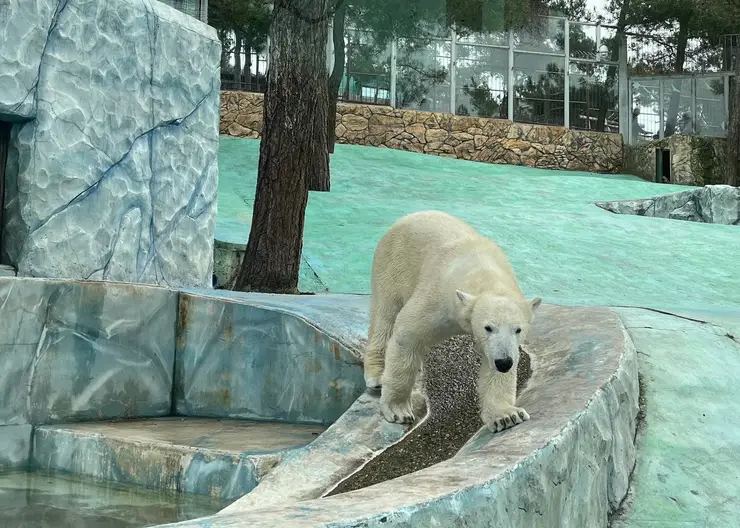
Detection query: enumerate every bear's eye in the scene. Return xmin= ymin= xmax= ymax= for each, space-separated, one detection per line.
xmin=515 ymin=327 xmax=522 ymax=335
xmin=485 ymin=325 xmax=494 ymax=333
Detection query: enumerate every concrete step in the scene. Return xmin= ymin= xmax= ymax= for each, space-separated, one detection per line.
xmin=0 ymin=265 xmax=16 ymax=277
xmin=32 ymin=417 xmax=326 ymax=502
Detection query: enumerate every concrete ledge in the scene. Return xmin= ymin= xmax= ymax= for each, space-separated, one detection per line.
xmin=155 ymin=304 xmax=639 ymax=528
xmin=31 ymin=418 xmax=326 ymax=500
xmin=0 ymin=425 xmax=32 ymax=470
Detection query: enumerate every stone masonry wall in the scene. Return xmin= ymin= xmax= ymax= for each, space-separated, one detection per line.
xmin=221 ymin=91 xmax=624 ymax=173
xmin=0 ymin=0 xmax=221 ymax=288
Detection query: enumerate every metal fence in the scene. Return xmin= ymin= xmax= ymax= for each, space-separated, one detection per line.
xmin=222 ymin=17 xmax=740 ymax=141
xmin=157 ymin=0 xmax=208 ymax=24
xmin=322 ymin=17 xmax=627 ymax=133
xmin=724 ymin=34 xmax=740 ymax=72
xmin=629 ymin=73 xmax=733 ymax=144
xmin=222 ymin=46 xmax=268 ymax=93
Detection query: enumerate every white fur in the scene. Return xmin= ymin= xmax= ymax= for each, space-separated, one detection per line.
xmin=364 ymin=210 xmax=541 ymax=432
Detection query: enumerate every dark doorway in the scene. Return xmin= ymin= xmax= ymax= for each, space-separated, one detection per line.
xmin=655 ymin=147 xmax=671 ymax=184
xmin=0 ymin=122 xmax=10 ymax=259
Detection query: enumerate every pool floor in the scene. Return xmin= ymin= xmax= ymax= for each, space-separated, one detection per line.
xmin=0 ymin=470 xmax=225 ymax=528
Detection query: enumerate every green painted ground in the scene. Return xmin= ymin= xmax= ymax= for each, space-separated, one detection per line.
xmin=218 ymin=136 xmax=740 ymax=527
xmin=614 ymin=308 xmax=740 ymax=528
xmin=218 ymin=137 xmax=739 ymax=311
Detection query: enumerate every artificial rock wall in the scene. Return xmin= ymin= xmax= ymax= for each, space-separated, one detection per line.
xmin=0 ymin=0 xmax=221 ymax=288
xmin=624 ymin=135 xmax=730 ymax=186
xmin=221 ymin=91 xmax=624 ymax=173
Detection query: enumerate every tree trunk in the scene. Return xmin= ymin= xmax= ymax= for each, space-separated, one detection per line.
xmin=234 ymin=30 xmax=243 ymax=87
xmin=327 ymin=2 xmax=347 ymax=154
xmin=218 ymin=30 xmax=230 ymax=71
xmin=234 ymin=0 xmax=331 ymax=294
xmin=596 ymin=0 xmax=630 ymax=132
xmin=727 ymin=49 xmax=740 ymax=187
xmin=663 ymin=18 xmax=690 ymax=138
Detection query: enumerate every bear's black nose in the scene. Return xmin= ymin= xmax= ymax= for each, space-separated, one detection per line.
xmin=494 ymin=358 xmax=513 ymax=373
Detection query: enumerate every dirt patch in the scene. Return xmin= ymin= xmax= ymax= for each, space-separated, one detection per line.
xmin=327 ymin=336 xmax=532 ymax=495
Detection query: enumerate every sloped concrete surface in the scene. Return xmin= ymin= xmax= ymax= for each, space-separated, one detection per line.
xmin=221 ymin=393 xmax=410 ymax=513
xmin=156 ymin=304 xmax=639 ymax=528
xmin=612 ymin=308 xmax=740 ymax=528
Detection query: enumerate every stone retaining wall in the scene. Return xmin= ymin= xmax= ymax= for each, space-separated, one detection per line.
xmin=221 ymin=91 xmax=624 ymax=173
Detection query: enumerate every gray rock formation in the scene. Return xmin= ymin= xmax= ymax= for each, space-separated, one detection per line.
xmin=0 ymin=0 xmax=220 ymax=288
xmin=596 ymin=185 xmax=740 ymax=225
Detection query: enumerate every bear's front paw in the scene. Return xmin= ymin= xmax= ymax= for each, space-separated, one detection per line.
xmin=380 ymin=398 xmax=415 ymax=424
xmin=482 ymin=406 xmax=530 ymax=433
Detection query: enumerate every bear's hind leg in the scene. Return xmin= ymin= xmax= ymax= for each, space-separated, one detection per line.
xmin=364 ymin=294 xmax=402 ymax=390
xmin=379 ymin=302 xmax=430 ymax=424
xmin=477 ymin=360 xmax=529 ymax=433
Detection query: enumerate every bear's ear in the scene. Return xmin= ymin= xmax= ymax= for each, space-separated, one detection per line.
xmin=455 ymin=290 xmax=476 ymax=306
xmin=530 ymin=297 xmax=542 ymax=312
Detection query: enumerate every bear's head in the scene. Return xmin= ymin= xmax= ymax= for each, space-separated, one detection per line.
xmin=454 ymin=290 xmax=542 ymax=373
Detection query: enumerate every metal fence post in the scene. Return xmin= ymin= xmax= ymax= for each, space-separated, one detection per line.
xmin=619 ymin=34 xmax=630 ymax=139
xmin=658 ymin=79 xmax=665 ymax=139
xmin=200 ymin=0 xmax=208 ymax=24
xmin=627 ymin=80 xmax=633 ymax=145
xmin=564 ymin=19 xmax=570 ymax=128
xmin=691 ymin=77 xmax=698 ymax=135
xmin=508 ymin=30 xmax=515 ymax=121
xmin=390 ymin=38 xmax=398 ymax=108
xmin=724 ymin=73 xmax=731 ymax=135
xmin=450 ymin=25 xmax=457 ymax=114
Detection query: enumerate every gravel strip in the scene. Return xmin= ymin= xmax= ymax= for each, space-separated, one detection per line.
xmin=327 ymin=336 xmax=532 ymax=496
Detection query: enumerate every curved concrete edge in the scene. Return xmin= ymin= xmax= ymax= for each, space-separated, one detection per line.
xmin=153 ymin=305 xmax=639 ymax=528
xmin=221 ymin=392 xmax=416 ymax=513
xmin=180 ymin=289 xmax=371 ymax=357
xmin=174 ymin=290 xmax=367 ymax=425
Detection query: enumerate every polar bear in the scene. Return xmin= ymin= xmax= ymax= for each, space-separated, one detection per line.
xmin=364 ymin=210 xmax=541 ymax=432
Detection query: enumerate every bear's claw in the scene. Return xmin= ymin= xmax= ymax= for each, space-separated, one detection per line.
xmin=483 ymin=406 xmax=530 ymax=433
xmin=380 ymin=399 xmax=415 ymax=424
